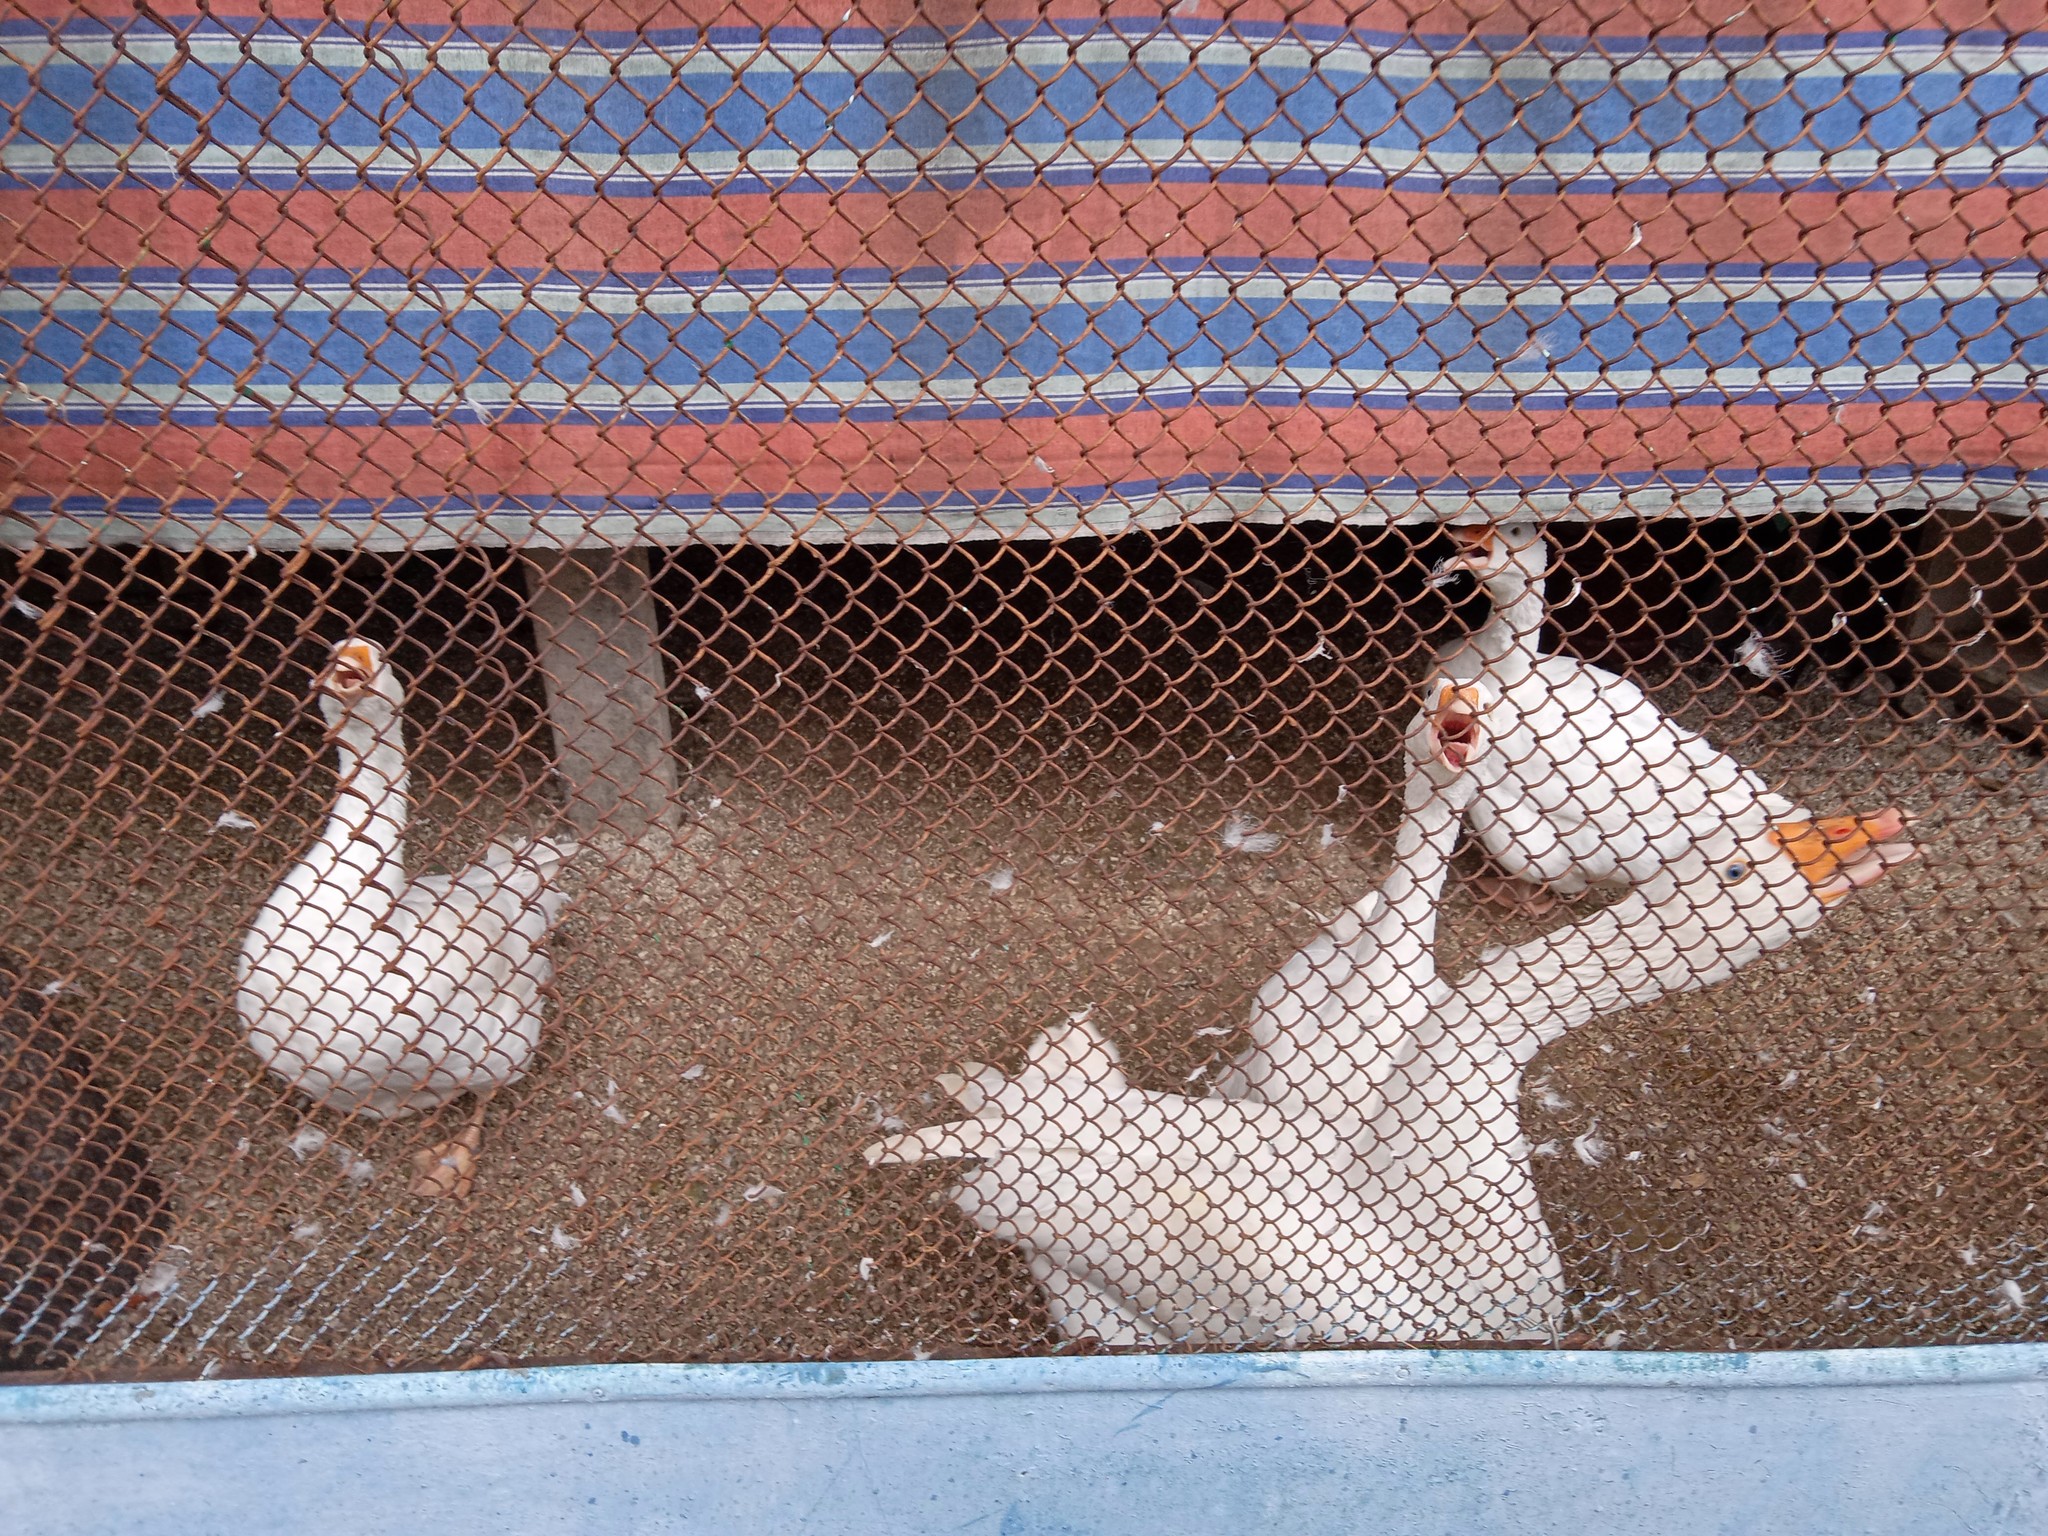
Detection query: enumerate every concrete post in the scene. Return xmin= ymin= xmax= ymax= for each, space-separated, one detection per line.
xmin=520 ymin=547 xmax=679 ymax=836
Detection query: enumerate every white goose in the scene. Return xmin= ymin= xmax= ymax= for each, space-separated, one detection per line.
xmin=932 ymin=686 xmax=1917 ymax=1344
xmin=863 ymin=1016 xmax=1447 ymax=1349
xmin=1246 ymin=783 xmax=1915 ymax=1338
xmin=1426 ymin=519 xmax=1801 ymax=912
xmin=1386 ymin=797 xmax=1913 ymax=1335
xmin=237 ymin=638 xmax=578 ymax=1197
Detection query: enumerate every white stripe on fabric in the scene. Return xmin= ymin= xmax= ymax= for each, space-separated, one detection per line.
xmin=6 ymin=471 xmax=2044 ymax=553
xmin=6 ymin=264 xmax=2039 ymax=318
xmin=7 ymin=361 xmax=2037 ymax=415
xmin=6 ymin=27 xmax=2044 ymax=86
xmin=7 ymin=141 xmax=2044 ymax=190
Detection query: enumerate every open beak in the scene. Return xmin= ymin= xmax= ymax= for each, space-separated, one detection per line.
xmin=1769 ymin=808 xmax=1918 ymax=904
xmin=1427 ymin=682 xmax=1487 ymax=772
xmin=314 ymin=639 xmax=380 ymax=700
xmin=1426 ymin=525 xmax=1496 ymax=590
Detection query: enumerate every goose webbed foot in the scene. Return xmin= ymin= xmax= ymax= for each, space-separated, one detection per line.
xmin=409 ymin=1098 xmax=488 ymax=1199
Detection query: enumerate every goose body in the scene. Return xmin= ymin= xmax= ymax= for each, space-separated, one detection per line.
xmin=1211 ymin=683 xmax=1483 ymax=1151
xmin=237 ymin=640 xmax=576 ymax=1140
xmin=870 ymin=686 xmax=1487 ymax=1349
xmin=865 ymin=1018 xmax=1447 ymax=1348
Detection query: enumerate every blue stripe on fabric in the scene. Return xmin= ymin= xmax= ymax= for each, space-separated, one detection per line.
xmin=6 ymin=257 xmax=2038 ymax=288
xmin=6 ymin=262 xmax=2043 ymax=422
xmin=2 ymin=23 xmax=2043 ymax=197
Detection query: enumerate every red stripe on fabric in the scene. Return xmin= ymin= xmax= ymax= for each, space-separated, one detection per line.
xmin=8 ymin=186 xmax=2044 ymax=275
xmin=9 ymin=402 xmax=2042 ymax=513
xmin=2 ymin=1 xmax=2026 ymax=39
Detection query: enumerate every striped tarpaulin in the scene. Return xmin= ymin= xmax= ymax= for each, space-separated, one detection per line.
xmin=1 ymin=2 xmax=2044 ymax=548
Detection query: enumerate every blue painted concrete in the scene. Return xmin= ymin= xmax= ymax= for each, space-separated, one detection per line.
xmin=4 ymin=1346 xmax=2046 ymax=1534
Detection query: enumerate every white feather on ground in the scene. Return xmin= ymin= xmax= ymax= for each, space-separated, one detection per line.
xmin=1737 ymin=631 xmax=1785 ymax=681
xmin=1572 ymin=1122 xmax=1611 ymax=1167
xmin=286 ymin=1126 xmax=328 ymax=1161
xmin=1221 ymin=813 xmax=1284 ymax=855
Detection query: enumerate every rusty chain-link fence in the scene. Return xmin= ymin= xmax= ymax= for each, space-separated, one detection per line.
xmin=3 ymin=2 xmax=2047 ymax=1377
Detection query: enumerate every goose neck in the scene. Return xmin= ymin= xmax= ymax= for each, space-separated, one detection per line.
xmin=1476 ymin=577 xmax=1546 ymax=676
xmin=322 ymin=707 xmax=410 ymax=869
xmin=1368 ymin=775 xmax=1468 ymax=958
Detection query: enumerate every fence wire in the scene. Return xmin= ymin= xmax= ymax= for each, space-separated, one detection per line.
xmin=2 ymin=4 xmax=2046 ymax=1378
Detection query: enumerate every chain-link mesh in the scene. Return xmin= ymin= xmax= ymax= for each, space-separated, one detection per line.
xmin=2 ymin=4 xmax=2045 ymax=1377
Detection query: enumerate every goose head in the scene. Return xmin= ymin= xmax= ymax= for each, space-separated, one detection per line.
xmin=1626 ymin=805 xmax=1918 ymax=980
xmin=1410 ymin=676 xmax=1498 ymax=779
xmin=1426 ymin=520 xmax=1549 ymax=603
xmin=313 ymin=638 xmax=402 ymax=730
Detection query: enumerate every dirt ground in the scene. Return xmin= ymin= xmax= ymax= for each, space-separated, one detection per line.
xmin=3 ymin=540 xmax=2046 ymax=1377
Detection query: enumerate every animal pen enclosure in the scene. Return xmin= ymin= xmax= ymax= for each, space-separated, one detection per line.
xmin=1 ymin=2 xmax=2046 ymax=1378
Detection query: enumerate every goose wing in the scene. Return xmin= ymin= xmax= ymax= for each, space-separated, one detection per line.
xmin=1543 ymin=658 xmax=1775 ymax=806
xmin=1233 ymin=892 xmax=1383 ymax=1069
xmin=367 ymin=839 xmax=578 ymax=1104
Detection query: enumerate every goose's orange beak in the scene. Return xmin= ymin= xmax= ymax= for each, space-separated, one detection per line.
xmin=1426 ymin=682 xmax=1487 ymax=771
xmin=1769 ymin=808 xmax=1917 ymax=903
xmin=1426 ymin=524 xmax=1497 ymax=590
xmin=315 ymin=639 xmax=381 ymax=699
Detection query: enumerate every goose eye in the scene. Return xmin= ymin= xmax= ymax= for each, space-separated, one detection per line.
xmin=1721 ymin=861 xmax=1752 ymax=884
